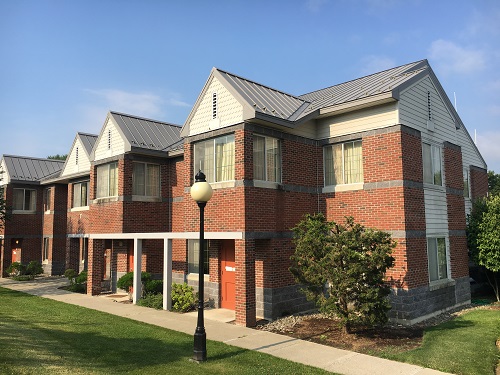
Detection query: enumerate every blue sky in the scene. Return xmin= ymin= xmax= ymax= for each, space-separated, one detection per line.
xmin=1 ymin=0 xmax=499 ymax=172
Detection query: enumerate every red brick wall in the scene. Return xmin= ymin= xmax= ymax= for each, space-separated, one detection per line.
xmin=470 ymin=166 xmax=488 ymax=200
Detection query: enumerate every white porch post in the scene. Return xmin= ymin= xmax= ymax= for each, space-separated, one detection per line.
xmin=132 ymin=238 xmax=142 ymax=304
xmin=163 ymin=238 xmax=172 ymax=310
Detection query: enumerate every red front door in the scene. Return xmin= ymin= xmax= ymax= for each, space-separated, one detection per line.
xmin=11 ymin=240 xmax=21 ymax=263
xmin=127 ymin=242 xmax=134 ymax=272
xmin=220 ymin=240 xmax=235 ymax=310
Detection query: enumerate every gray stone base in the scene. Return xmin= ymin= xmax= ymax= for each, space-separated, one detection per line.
xmin=389 ymin=276 xmax=471 ymax=325
xmin=256 ymin=285 xmax=315 ymax=321
xmin=43 ymin=260 xmax=66 ymax=276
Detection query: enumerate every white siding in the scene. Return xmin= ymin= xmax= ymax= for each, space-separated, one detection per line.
xmin=93 ymin=119 xmax=126 ymax=161
xmin=61 ymin=138 xmax=92 ymax=177
xmin=189 ymin=77 xmax=243 ymax=136
xmin=316 ymin=102 xmax=398 ymax=139
xmin=424 ymin=188 xmax=449 ymax=234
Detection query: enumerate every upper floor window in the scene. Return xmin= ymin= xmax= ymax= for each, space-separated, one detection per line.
xmin=188 ymin=239 xmax=209 ymax=275
xmin=13 ymin=188 xmax=36 ymax=211
xmin=44 ymin=188 xmax=52 ymax=211
xmin=96 ymin=162 xmax=118 ymax=198
xmin=463 ymin=168 xmax=470 ymax=198
xmin=422 ymin=142 xmax=442 ymax=186
xmin=194 ymin=135 xmax=235 ymax=183
xmin=133 ymin=162 xmax=160 ymax=196
xmin=427 ymin=237 xmax=448 ymax=282
xmin=73 ymin=181 xmax=89 ymax=207
xmin=324 ymin=140 xmax=363 ymax=186
xmin=253 ymin=135 xmax=281 ymax=182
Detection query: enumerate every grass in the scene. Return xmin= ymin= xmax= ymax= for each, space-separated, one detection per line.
xmin=375 ymin=307 xmax=500 ymax=375
xmin=0 ymin=287 xmax=330 ymax=375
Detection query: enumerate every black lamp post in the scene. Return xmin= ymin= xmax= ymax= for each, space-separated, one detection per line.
xmin=190 ymin=170 xmax=213 ymax=362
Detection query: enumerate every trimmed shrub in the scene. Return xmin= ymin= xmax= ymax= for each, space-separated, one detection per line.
xmin=65 ymin=269 xmax=78 ymax=285
xmin=26 ymin=261 xmax=43 ymax=276
xmin=6 ymin=262 xmax=26 ymax=277
xmin=138 ymin=293 xmax=164 ymax=309
xmin=144 ymin=279 xmax=163 ymax=295
xmin=171 ymin=283 xmax=197 ymax=313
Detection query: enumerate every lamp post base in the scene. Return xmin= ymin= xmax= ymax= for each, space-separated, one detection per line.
xmin=193 ymin=330 xmax=207 ymax=362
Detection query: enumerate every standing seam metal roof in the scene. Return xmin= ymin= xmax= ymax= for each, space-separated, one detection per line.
xmin=109 ymin=112 xmax=182 ymax=152
xmin=77 ymin=133 xmax=98 ymax=156
xmin=2 ymin=155 xmax=65 ymax=182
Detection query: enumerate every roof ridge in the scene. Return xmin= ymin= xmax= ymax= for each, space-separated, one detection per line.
xmin=77 ymin=132 xmax=99 ymax=137
xmin=109 ymin=111 xmax=181 ymax=128
xmin=215 ymin=67 xmax=307 ymax=102
xmin=299 ymin=59 xmax=428 ymax=98
xmin=2 ymin=154 xmax=65 ymax=163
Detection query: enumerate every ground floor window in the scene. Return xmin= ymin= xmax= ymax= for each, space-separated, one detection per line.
xmin=43 ymin=237 xmax=49 ymax=261
xmin=188 ymin=239 xmax=209 ymax=275
xmin=427 ymin=237 xmax=448 ymax=282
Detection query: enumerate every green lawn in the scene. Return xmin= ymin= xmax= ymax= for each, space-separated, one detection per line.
xmin=0 ymin=287 xmax=329 ymax=375
xmin=376 ymin=307 xmax=500 ymax=375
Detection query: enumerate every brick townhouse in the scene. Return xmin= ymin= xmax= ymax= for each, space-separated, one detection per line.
xmin=0 ymin=59 xmax=488 ymax=327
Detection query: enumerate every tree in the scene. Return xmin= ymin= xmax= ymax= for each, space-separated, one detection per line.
xmin=47 ymin=154 xmax=67 ymax=161
xmin=488 ymin=171 xmax=500 ymax=197
xmin=290 ymin=214 xmax=396 ymax=333
xmin=467 ymin=196 xmax=500 ymax=301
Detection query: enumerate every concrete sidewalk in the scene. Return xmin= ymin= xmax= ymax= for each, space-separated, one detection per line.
xmin=0 ymin=277 xmax=452 ymax=375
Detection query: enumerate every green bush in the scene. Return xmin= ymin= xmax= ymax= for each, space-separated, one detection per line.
xmin=65 ymin=269 xmax=78 ymax=285
xmin=13 ymin=275 xmax=32 ymax=281
xmin=6 ymin=262 xmax=26 ymax=276
xmin=171 ymin=282 xmax=197 ymax=313
xmin=137 ymin=293 xmax=164 ymax=309
xmin=117 ymin=271 xmax=151 ymax=293
xmin=26 ymin=261 xmax=43 ymax=276
xmin=75 ymin=271 xmax=87 ymax=284
xmin=144 ymin=279 xmax=163 ymax=295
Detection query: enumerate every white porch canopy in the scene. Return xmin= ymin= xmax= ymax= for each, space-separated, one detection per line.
xmin=89 ymin=232 xmax=243 ymax=310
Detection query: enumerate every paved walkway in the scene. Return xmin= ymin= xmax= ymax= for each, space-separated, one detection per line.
xmin=0 ymin=277 xmax=452 ymax=375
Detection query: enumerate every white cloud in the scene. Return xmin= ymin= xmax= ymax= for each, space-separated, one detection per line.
xmin=306 ymin=0 xmax=328 ymax=12
xmin=428 ymin=39 xmax=486 ymax=74
xmin=359 ymin=56 xmax=396 ymax=76
xmin=84 ymin=89 xmax=164 ymax=118
xmin=476 ymin=131 xmax=500 ymax=172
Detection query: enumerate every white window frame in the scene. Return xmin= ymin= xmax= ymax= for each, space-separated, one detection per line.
xmin=193 ymin=135 xmax=235 ymax=183
xmin=422 ymin=142 xmax=443 ymax=186
xmin=96 ymin=162 xmax=118 ymax=198
xmin=187 ymin=239 xmax=209 ymax=275
xmin=13 ymin=188 xmax=36 ymax=212
xmin=73 ymin=181 xmax=89 ymax=208
xmin=132 ymin=162 xmax=160 ymax=197
xmin=324 ymin=140 xmax=363 ymax=186
xmin=253 ymin=135 xmax=281 ymax=183
xmin=427 ymin=237 xmax=449 ymax=283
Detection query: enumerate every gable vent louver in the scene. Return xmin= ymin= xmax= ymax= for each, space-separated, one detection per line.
xmin=212 ymin=92 xmax=218 ymax=119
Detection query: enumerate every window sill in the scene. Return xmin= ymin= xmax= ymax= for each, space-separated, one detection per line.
xmin=253 ymin=180 xmax=281 ymax=189
xmin=187 ymin=273 xmax=210 ymax=282
xmin=210 ymin=181 xmax=236 ymax=190
xmin=44 ymin=210 xmax=54 ymax=214
xmin=429 ymin=279 xmax=455 ymax=291
xmin=93 ymin=197 xmax=119 ymax=204
xmin=70 ymin=206 xmax=90 ymax=212
xmin=423 ymin=183 xmax=445 ymax=192
xmin=12 ymin=210 xmax=36 ymax=214
xmin=131 ymin=195 xmax=161 ymax=202
xmin=322 ymin=183 xmax=364 ymax=193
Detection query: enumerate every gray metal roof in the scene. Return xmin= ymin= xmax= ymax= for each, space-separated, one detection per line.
xmin=298 ymin=60 xmax=428 ymax=117
xmin=109 ymin=111 xmax=182 ymax=152
xmin=2 ymin=155 xmax=65 ymax=183
xmin=77 ymin=132 xmax=98 ymax=155
xmin=216 ymin=69 xmax=309 ymax=121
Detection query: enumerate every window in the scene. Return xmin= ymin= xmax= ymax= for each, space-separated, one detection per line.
xmin=427 ymin=237 xmax=448 ymax=282
xmin=96 ymin=162 xmax=118 ymax=198
xmin=422 ymin=143 xmax=442 ymax=185
xmin=253 ymin=135 xmax=281 ymax=182
xmin=132 ymin=162 xmax=160 ymax=196
xmin=188 ymin=240 xmax=209 ymax=275
xmin=43 ymin=237 xmax=49 ymax=261
xmin=463 ymin=168 xmax=470 ymax=198
xmin=324 ymin=140 xmax=363 ymax=186
xmin=82 ymin=238 xmax=88 ymax=263
xmin=73 ymin=181 xmax=89 ymax=207
xmin=13 ymin=188 xmax=36 ymax=211
xmin=44 ymin=188 xmax=52 ymax=211
xmin=194 ymin=135 xmax=235 ymax=183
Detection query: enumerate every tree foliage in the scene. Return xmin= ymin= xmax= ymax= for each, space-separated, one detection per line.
xmin=290 ymin=214 xmax=396 ymax=333
xmin=467 ymin=196 xmax=500 ymax=301
xmin=0 ymin=167 xmax=7 ymax=229
xmin=47 ymin=154 xmax=67 ymax=161
xmin=488 ymin=170 xmax=500 ymax=197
